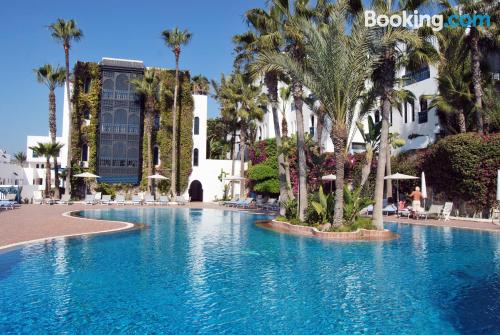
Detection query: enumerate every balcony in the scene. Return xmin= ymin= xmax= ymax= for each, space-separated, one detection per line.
xmin=403 ymin=67 xmax=430 ymax=86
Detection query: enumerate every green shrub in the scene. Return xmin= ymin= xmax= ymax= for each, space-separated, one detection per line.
xmin=308 ymin=186 xmax=335 ymax=225
xmin=343 ymin=186 xmax=373 ymax=226
xmin=333 ymin=217 xmax=375 ymax=232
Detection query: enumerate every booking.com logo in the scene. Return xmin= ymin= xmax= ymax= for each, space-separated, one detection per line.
xmin=365 ymin=10 xmax=491 ymax=31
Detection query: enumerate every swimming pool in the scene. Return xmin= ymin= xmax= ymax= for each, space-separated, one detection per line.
xmin=0 ymin=208 xmax=498 ymax=334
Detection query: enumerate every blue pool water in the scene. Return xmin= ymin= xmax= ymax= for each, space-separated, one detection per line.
xmin=0 ymin=208 xmax=498 ymax=334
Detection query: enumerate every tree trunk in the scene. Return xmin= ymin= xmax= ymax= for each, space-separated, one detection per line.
xmin=284 ymin=159 xmax=294 ymax=200
xmin=292 ymin=80 xmax=307 ymax=222
xmin=316 ymin=112 xmax=324 ymax=154
xmin=170 ymin=53 xmax=180 ymax=196
xmin=470 ymin=28 xmax=484 ymax=133
xmin=145 ymin=98 xmax=154 ymax=193
xmin=239 ymin=130 xmax=246 ymax=199
xmin=385 ymin=145 xmax=392 ymax=199
xmin=265 ymin=72 xmax=288 ymax=216
xmin=373 ymin=95 xmax=391 ymax=230
xmin=373 ymin=53 xmax=395 ymax=230
xmin=230 ymin=129 xmax=236 ymax=199
xmin=49 ymin=89 xmax=60 ymax=199
xmin=64 ymin=45 xmax=72 ymax=196
xmin=359 ymin=146 xmax=373 ymax=189
xmin=458 ymin=108 xmax=466 ymax=133
xmin=331 ymin=125 xmax=347 ymax=227
xmin=45 ymin=157 xmax=51 ymax=198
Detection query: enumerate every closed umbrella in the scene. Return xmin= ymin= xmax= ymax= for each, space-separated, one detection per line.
xmin=74 ymin=172 xmax=100 ymax=195
xmin=384 ymin=173 xmax=418 ymax=205
xmin=421 ymin=172 xmax=427 ymax=208
xmin=497 ymin=170 xmax=500 ymax=202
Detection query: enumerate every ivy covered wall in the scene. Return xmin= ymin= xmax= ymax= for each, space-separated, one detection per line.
xmin=141 ymin=69 xmax=194 ymax=194
xmin=70 ymin=62 xmax=101 ymax=192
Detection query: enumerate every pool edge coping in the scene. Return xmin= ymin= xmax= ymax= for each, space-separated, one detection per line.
xmin=0 ymin=210 xmax=135 ymax=252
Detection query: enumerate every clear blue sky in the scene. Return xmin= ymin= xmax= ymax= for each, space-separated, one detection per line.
xmin=0 ymin=0 xmax=265 ymax=154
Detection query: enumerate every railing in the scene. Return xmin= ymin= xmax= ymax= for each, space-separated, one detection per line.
xmin=403 ymin=67 xmax=430 ymax=86
xmin=101 ymin=123 xmax=138 ymax=134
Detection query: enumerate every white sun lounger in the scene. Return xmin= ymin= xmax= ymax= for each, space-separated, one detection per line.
xmin=100 ymin=195 xmax=112 ymax=205
xmin=145 ymin=195 xmax=155 ymax=205
xmin=113 ymin=195 xmax=125 ymax=205
xmin=85 ymin=194 xmax=96 ymax=205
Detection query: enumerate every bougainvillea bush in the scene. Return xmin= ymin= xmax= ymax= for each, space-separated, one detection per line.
xmin=422 ymin=132 xmax=500 ymax=212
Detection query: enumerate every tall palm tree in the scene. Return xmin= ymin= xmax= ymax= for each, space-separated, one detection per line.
xmin=440 ymin=0 xmax=500 ymax=133
xmin=48 ymin=18 xmax=83 ymax=196
xmin=355 ymin=0 xmax=439 ymax=229
xmin=356 ymin=115 xmax=381 ymax=188
xmin=34 ymin=64 xmax=66 ymax=199
xmin=254 ymin=9 xmax=373 ymax=228
xmin=30 ymin=142 xmax=64 ymax=198
xmin=234 ymin=3 xmax=293 ymax=215
xmin=161 ymin=27 xmax=192 ymax=196
xmin=192 ymin=75 xmax=210 ymax=95
xmin=271 ymin=0 xmax=315 ymax=221
xmin=131 ymin=69 xmax=160 ymax=193
xmin=13 ymin=152 xmax=27 ymax=167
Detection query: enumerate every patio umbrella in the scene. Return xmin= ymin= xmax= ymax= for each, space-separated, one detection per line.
xmin=74 ymin=172 xmax=100 ymax=195
xmin=147 ymin=174 xmax=169 ymax=197
xmin=321 ymin=174 xmax=336 ymax=192
xmin=384 ymin=173 xmax=418 ymax=205
xmin=497 ymin=170 xmax=500 ymax=201
xmin=421 ymin=171 xmax=428 ymax=208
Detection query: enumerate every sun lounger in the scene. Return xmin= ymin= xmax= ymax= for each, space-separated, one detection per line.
xmin=113 ymin=195 xmax=125 ymax=205
xmin=33 ymin=191 xmax=43 ymax=205
xmin=440 ymin=202 xmax=453 ymax=221
xmin=85 ymin=194 xmax=96 ymax=205
xmin=176 ymin=196 xmax=187 ymax=206
xmin=158 ymin=195 xmax=169 ymax=205
xmin=382 ymin=204 xmax=397 ymax=215
xmin=224 ymin=198 xmax=240 ymax=206
xmin=0 ymin=200 xmax=16 ymax=210
xmin=416 ymin=204 xmax=443 ymax=220
xmin=131 ymin=195 xmax=142 ymax=205
xmin=56 ymin=194 xmax=72 ymax=205
xmin=94 ymin=192 xmax=102 ymax=203
xmin=100 ymin=195 xmax=112 ymax=205
xmin=237 ymin=198 xmax=255 ymax=208
xmin=145 ymin=195 xmax=155 ymax=205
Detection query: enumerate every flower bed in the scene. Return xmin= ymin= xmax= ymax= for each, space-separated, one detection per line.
xmin=255 ymin=219 xmax=398 ymax=241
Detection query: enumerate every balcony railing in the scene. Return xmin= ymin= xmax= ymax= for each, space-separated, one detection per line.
xmin=403 ymin=67 xmax=430 ymax=86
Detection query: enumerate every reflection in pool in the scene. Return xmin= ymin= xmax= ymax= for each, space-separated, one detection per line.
xmin=0 ymin=208 xmax=498 ymax=334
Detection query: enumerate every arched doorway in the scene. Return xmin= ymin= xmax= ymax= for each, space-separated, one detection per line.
xmin=188 ymin=180 xmax=203 ymax=202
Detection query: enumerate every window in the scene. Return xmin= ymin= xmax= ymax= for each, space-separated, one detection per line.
xmin=193 ymin=148 xmax=199 ymax=166
xmin=403 ymin=66 xmax=430 ymax=86
xmin=404 ymin=103 xmax=408 ymax=124
xmin=193 ymin=117 xmax=200 ymax=135
xmin=83 ymin=108 xmax=90 ymax=120
xmin=390 ymin=109 xmax=393 ymax=124
xmin=83 ymin=78 xmax=91 ymax=93
xmin=153 ymin=146 xmax=159 ymax=166
xmin=374 ymin=110 xmax=380 ymax=123
xmin=154 ymin=114 xmax=160 ymax=130
xmin=32 ymin=151 xmax=39 ymax=158
xmin=411 ymin=101 xmax=415 ymax=122
xmin=259 ymin=126 xmax=262 ymax=141
xmin=82 ymin=144 xmax=88 ymax=162
xmin=35 ymin=164 xmax=39 ymax=169
xmin=310 ymin=115 xmax=315 ymax=136
xmin=418 ymin=97 xmax=428 ymax=124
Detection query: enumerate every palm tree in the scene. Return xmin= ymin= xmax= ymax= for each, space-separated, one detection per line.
xmin=440 ymin=0 xmax=500 ymax=133
xmin=48 ymin=18 xmax=83 ymax=196
xmin=234 ymin=3 xmax=293 ymax=215
xmin=13 ymin=152 xmax=27 ymax=167
xmin=29 ymin=142 xmax=64 ymax=198
xmin=34 ymin=64 xmax=66 ymax=199
xmin=131 ymin=69 xmax=160 ymax=192
xmin=161 ymin=27 xmax=192 ymax=196
xmin=212 ymin=75 xmax=241 ymax=198
xmin=254 ymin=9 xmax=373 ymax=228
xmin=355 ymin=0 xmax=439 ymax=229
xmin=214 ymin=73 xmax=267 ymax=198
xmin=271 ymin=0 xmax=315 ymax=221
xmin=192 ymin=75 xmax=210 ymax=95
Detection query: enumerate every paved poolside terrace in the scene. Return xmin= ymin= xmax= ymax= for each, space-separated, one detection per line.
xmin=0 ymin=203 xmax=498 ymax=250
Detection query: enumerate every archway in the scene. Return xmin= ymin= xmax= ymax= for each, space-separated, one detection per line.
xmin=188 ymin=180 xmax=203 ymax=202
